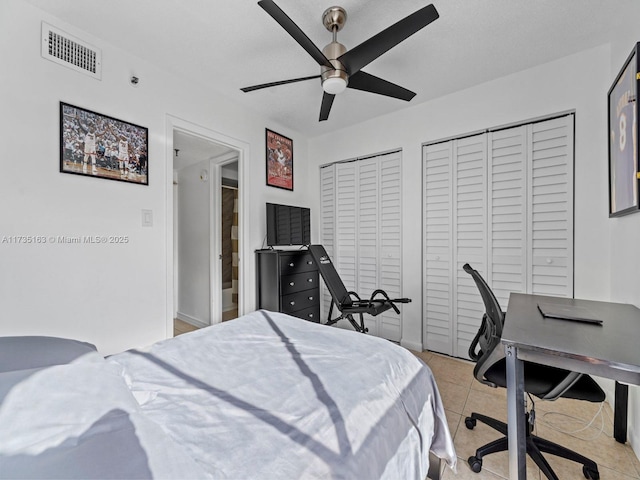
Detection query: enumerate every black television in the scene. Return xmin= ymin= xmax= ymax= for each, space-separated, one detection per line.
xmin=266 ymin=203 xmax=310 ymax=247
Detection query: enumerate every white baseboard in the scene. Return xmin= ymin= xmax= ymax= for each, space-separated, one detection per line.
xmin=401 ymin=338 xmax=423 ymax=352
xmin=176 ymin=311 xmax=208 ymax=329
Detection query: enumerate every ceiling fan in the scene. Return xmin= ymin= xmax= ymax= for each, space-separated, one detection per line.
xmin=241 ymin=0 xmax=439 ymax=121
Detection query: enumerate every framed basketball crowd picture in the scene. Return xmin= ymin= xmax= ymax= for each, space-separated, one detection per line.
xmin=608 ymin=42 xmax=640 ymax=217
xmin=265 ymin=128 xmax=293 ymax=191
xmin=60 ymin=102 xmax=149 ymax=185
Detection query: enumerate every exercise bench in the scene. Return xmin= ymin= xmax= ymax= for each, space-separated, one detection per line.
xmin=308 ymin=244 xmax=411 ymax=333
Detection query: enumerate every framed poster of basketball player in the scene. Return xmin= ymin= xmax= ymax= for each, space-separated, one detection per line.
xmin=608 ymin=43 xmax=640 ymax=217
xmin=60 ymin=102 xmax=149 ymax=186
xmin=265 ymin=128 xmax=293 ymax=191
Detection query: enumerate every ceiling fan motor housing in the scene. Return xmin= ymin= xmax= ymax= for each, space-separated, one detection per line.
xmin=320 ymin=5 xmax=348 ymax=93
xmin=321 ymin=41 xmax=348 ymax=89
xmin=245 ymin=1 xmax=439 ymax=119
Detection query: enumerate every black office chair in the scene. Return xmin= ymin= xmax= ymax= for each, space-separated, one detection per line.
xmin=462 ymin=263 xmax=605 ymax=480
xmin=308 ymin=244 xmax=411 ymax=333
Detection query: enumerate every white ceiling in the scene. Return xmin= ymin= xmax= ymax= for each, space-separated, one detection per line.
xmin=26 ymin=0 xmax=640 ymax=138
xmin=173 ymin=130 xmax=234 ymax=171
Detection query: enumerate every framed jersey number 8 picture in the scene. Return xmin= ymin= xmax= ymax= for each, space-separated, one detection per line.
xmin=60 ymin=102 xmax=149 ymax=186
xmin=608 ymin=43 xmax=640 ymax=217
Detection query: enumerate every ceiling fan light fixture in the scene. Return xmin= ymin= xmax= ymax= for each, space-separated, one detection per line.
xmin=244 ymin=1 xmax=439 ymax=121
xmin=322 ymin=76 xmax=347 ymax=94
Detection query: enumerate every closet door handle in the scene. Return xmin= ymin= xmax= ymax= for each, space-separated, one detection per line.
xmin=289 ymin=281 xmax=295 ymax=287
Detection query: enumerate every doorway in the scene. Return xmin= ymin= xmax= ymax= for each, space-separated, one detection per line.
xmin=167 ymin=117 xmax=248 ymax=336
xmin=220 ymin=160 xmax=239 ymax=321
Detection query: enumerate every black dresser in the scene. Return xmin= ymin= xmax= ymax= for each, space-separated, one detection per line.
xmin=255 ymin=249 xmax=320 ymax=322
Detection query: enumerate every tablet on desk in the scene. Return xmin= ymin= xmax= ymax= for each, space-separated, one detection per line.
xmin=537 ymin=303 xmax=603 ymax=325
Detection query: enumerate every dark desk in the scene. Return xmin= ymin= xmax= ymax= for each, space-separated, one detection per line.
xmin=502 ymin=293 xmax=640 ymax=480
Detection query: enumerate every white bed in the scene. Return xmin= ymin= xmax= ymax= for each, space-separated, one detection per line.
xmin=0 ymin=310 xmax=456 ymax=479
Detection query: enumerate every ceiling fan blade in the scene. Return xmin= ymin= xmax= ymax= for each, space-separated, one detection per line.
xmin=319 ymin=92 xmax=335 ymax=121
xmin=338 ymin=4 xmax=439 ymax=75
xmin=241 ymin=75 xmax=320 ymax=92
xmin=258 ymin=0 xmax=333 ymax=69
xmin=347 ymin=71 xmax=416 ymax=101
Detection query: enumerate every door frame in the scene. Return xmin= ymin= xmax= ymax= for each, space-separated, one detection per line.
xmin=166 ymin=115 xmax=250 ymax=337
xmin=209 ymin=152 xmax=239 ymax=323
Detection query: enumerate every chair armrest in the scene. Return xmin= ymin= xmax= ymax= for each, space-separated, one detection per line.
xmin=541 ymin=371 xmax=583 ymax=401
xmin=468 ymin=314 xmax=488 ymax=361
xmin=474 ymin=343 xmax=503 ymax=388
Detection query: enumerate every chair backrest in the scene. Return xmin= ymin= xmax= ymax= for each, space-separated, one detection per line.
xmin=462 ymin=263 xmax=506 ymax=387
xmin=308 ymin=245 xmax=353 ymax=308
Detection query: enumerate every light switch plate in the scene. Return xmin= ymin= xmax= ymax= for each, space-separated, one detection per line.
xmin=142 ymin=209 xmax=153 ymax=227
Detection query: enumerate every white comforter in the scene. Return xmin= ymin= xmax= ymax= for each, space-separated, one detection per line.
xmin=109 ymin=310 xmax=456 ymax=479
xmin=0 ymin=352 xmax=211 ymax=479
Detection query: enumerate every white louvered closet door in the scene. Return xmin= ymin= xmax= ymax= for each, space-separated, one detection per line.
xmin=488 ymin=127 xmax=528 ymax=310
xmin=423 ymin=142 xmax=454 ymax=355
xmin=528 ymin=115 xmax=574 ymax=297
xmin=453 ymin=135 xmax=487 ymax=358
xmin=335 ymin=162 xmax=358 ymax=293
xmin=357 ymin=158 xmax=380 ymax=335
xmin=378 ymin=153 xmax=402 ymax=341
xmin=319 ymin=152 xmax=403 ymax=341
xmin=422 ymin=114 xmax=574 ymax=359
xmin=423 ymin=134 xmax=486 ymax=357
xmin=320 ymin=165 xmax=336 ymax=317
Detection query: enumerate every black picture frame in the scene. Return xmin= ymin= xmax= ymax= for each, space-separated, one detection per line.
xmin=60 ymin=102 xmax=149 ymax=185
xmin=265 ymin=128 xmax=293 ymax=191
xmin=608 ymin=43 xmax=640 ymax=217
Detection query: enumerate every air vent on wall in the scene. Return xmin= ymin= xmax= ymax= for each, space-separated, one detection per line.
xmin=41 ymin=22 xmax=102 ymax=80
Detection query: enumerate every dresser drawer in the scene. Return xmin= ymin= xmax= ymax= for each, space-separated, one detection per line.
xmin=281 ymin=271 xmax=318 ymax=295
xmin=288 ymin=305 xmax=320 ymax=323
xmin=281 ymin=288 xmax=319 ymax=314
xmin=279 ymin=252 xmax=316 ymax=276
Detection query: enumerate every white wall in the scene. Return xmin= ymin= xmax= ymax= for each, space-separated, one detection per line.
xmin=607 ymin=33 xmax=640 ymax=459
xmin=176 ymin=160 xmax=210 ymax=327
xmin=307 ymin=41 xmax=640 ymax=460
xmin=610 ymin=210 xmax=640 ymax=457
xmin=0 ymin=0 xmax=311 ymax=354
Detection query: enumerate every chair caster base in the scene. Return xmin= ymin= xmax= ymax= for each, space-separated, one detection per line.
xmin=468 ymin=455 xmax=482 ymax=473
xmin=465 ymin=417 xmax=477 ymax=429
xmin=583 ymin=465 xmax=600 ymax=480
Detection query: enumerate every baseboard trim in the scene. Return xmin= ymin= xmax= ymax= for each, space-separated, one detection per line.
xmin=176 ymin=312 xmax=208 ymax=329
xmin=401 ymin=338 xmax=423 ymax=352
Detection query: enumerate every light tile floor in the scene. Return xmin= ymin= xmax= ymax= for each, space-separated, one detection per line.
xmin=173 ymin=309 xmax=238 ymax=336
xmin=174 ymin=318 xmax=200 ymax=336
xmin=413 ymin=350 xmax=640 ymax=480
